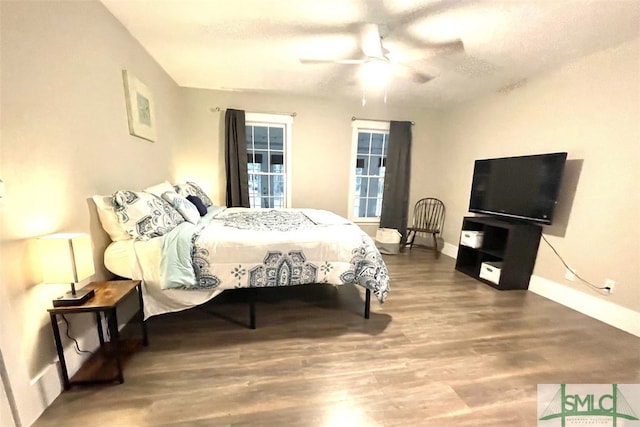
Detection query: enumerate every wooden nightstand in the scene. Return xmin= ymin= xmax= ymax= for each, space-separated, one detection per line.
xmin=47 ymin=280 xmax=148 ymax=390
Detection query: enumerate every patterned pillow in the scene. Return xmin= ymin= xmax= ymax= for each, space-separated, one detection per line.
xmin=112 ymin=190 xmax=185 ymax=240
xmin=161 ymin=191 xmax=200 ymax=224
xmin=175 ymin=181 xmax=213 ymax=207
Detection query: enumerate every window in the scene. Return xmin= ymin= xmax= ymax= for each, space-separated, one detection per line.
xmin=348 ymin=120 xmax=390 ymax=221
xmin=245 ymin=113 xmax=293 ymax=208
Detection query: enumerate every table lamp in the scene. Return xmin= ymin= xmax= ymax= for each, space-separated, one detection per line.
xmin=38 ymin=233 xmax=95 ymax=307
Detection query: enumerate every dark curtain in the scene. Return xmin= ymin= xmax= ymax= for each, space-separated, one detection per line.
xmin=224 ymin=109 xmax=250 ymax=207
xmin=380 ymin=121 xmax=412 ymax=243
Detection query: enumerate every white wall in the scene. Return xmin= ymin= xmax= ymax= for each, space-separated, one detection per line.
xmin=0 ymin=1 xmax=185 ymax=425
xmin=432 ymin=38 xmax=640 ymax=316
xmin=177 ymin=88 xmax=441 ymax=236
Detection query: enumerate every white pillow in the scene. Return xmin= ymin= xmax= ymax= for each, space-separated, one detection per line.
xmin=92 ymin=195 xmax=131 ymax=241
xmin=175 ymin=181 xmax=213 ymax=207
xmin=143 ymin=181 xmax=176 ymax=198
xmin=161 ymin=191 xmax=200 ymax=224
xmin=112 ymin=190 xmax=185 ymax=240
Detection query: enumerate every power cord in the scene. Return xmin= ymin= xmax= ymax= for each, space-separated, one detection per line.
xmin=104 ymin=312 xmax=111 ymax=341
xmin=541 ymin=234 xmax=610 ymax=293
xmin=60 ymin=315 xmax=93 ymax=355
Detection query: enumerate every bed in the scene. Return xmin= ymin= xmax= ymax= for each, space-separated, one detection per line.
xmin=95 ymin=183 xmax=390 ymax=328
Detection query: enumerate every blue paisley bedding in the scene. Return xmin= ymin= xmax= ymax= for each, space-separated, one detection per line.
xmin=160 ymin=208 xmax=390 ymax=303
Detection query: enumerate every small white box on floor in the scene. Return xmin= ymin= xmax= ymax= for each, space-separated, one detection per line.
xmin=480 ymin=261 xmax=503 ymax=285
xmin=460 ymin=230 xmax=484 ymax=248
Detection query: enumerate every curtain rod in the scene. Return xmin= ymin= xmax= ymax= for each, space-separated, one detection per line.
xmin=352 ymin=116 xmax=415 ymax=126
xmin=211 ymin=107 xmax=297 ymax=117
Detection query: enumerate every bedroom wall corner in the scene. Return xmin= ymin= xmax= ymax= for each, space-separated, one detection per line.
xmin=174 ymin=89 xmax=226 ymax=205
xmin=404 ymin=110 xmax=445 ymax=245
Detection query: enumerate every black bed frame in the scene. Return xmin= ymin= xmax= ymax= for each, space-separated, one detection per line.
xmin=246 ymin=288 xmax=371 ymax=329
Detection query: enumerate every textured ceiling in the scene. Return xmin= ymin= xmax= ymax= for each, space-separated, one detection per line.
xmin=101 ymin=0 xmax=640 ymax=108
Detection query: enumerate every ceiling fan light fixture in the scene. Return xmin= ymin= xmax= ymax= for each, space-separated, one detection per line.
xmin=359 ymin=60 xmax=392 ymax=89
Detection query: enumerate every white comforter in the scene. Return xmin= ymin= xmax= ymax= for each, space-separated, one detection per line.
xmin=106 ymin=208 xmax=390 ymax=318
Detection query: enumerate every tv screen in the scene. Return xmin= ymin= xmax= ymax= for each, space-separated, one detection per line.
xmin=468 ymin=152 xmax=567 ymax=225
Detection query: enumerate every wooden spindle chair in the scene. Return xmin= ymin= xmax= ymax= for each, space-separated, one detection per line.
xmin=405 ymin=198 xmax=446 ymax=258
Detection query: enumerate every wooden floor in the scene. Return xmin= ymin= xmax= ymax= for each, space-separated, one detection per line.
xmin=33 ymin=249 xmax=639 ymax=427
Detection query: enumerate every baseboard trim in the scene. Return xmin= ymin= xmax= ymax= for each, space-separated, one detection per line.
xmin=24 ymin=333 xmax=97 ymax=425
xmin=28 ymin=363 xmax=62 ymax=420
xmin=442 ymin=242 xmax=458 ymax=259
xmin=446 ymin=243 xmax=639 ymax=337
xmin=528 ymin=275 xmax=640 ymax=337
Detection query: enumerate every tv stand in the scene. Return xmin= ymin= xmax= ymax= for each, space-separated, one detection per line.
xmin=455 ymin=216 xmax=542 ymax=290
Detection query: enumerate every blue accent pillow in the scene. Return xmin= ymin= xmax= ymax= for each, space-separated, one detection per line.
xmin=187 ymin=195 xmax=207 ymax=216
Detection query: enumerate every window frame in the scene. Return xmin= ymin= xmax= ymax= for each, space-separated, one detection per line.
xmin=245 ymin=112 xmax=293 ymax=209
xmin=348 ymin=119 xmax=390 ymax=223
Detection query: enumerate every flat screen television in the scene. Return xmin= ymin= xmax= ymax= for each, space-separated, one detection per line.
xmin=468 ymin=152 xmax=567 ymax=225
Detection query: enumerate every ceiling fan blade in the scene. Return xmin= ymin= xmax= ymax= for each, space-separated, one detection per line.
xmin=299 ymin=58 xmax=369 ymax=65
xmin=423 ymin=39 xmax=465 ymax=55
xmin=394 ymin=64 xmax=435 ymax=84
xmin=386 ymin=39 xmax=465 ymax=63
xmin=409 ymin=70 xmax=435 ymax=84
xmin=440 ymin=38 xmax=464 ymax=51
xmin=360 ymin=23 xmax=384 ymax=59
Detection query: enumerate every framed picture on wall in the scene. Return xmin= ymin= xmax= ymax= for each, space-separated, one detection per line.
xmin=122 ymin=70 xmax=156 ymax=142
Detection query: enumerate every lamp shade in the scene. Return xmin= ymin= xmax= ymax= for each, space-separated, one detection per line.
xmin=38 ymin=233 xmax=95 ymax=284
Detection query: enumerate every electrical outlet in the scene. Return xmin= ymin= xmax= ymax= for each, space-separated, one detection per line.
xmin=605 ymin=279 xmax=616 ymax=294
xmin=564 ymin=268 xmax=576 ymax=281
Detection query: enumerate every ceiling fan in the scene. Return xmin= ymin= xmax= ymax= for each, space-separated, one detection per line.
xmin=299 ymin=23 xmax=464 ymax=85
